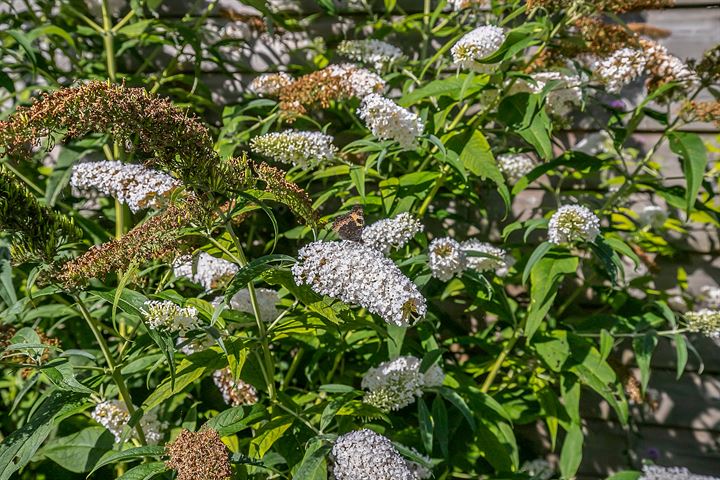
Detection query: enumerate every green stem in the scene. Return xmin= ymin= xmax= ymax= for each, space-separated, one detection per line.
xmin=417 ymin=166 xmax=449 ymax=217
xmin=281 ymin=347 xmax=304 ymax=391
xmin=100 ymin=0 xmax=117 ymax=82
xmin=75 ymin=297 xmax=147 ymax=444
xmin=480 ymin=333 xmax=519 ymax=394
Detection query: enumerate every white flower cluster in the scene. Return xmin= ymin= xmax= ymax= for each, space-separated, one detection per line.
xmin=357 ymin=94 xmax=424 ymax=150
xmin=250 ymin=130 xmax=337 ymax=169
xmin=328 ymin=63 xmax=387 ymax=98
xmin=699 ymin=286 xmax=720 ymax=309
xmin=512 ymin=72 xmax=583 ymax=117
xmin=213 ymin=367 xmax=258 ymax=407
xmin=292 ymin=240 xmax=427 ymax=327
xmin=461 ymin=240 xmax=515 ymax=276
xmin=227 ymin=287 xmax=280 ymax=323
xmin=594 ymin=48 xmax=648 ymax=93
xmin=640 ymin=465 xmax=720 ymax=480
xmin=91 ymin=400 xmax=164 ymax=444
xmin=173 ymin=252 xmax=239 ymax=291
xmin=330 ymin=429 xmax=416 ymax=480
xmin=685 ymin=309 xmax=720 ymax=338
xmin=142 ymin=300 xmax=200 ymax=335
xmin=249 ymin=72 xmax=294 ymax=97
xmin=428 ymin=237 xmax=467 ymax=281
xmin=497 ymin=153 xmax=535 ymax=183
xmin=451 ymin=25 xmax=505 ymax=71
xmin=337 ymin=39 xmax=404 ymax=70
xmin=638 ymin=205 xmax=667 ymax=229
xmin=548 ymin=205 xmax=600 ymax=245
xmin=361 ymin=213 xmax=424 ymax=255
xmin=362 ymin=355 xmax=444 ymax=411
xmin=70 ymin=161 xmax=180 ymax=213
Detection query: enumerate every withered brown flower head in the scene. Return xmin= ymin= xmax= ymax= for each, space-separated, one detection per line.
xmin=165 ymin=428 xmax=232 ymax=480
xmin=0 ymin=325 xmax=61 ymax=376
xmin=682 ymin=101 xmax=720 ymax=127
xmin=0 ymin=164 xmax=82 ymax=263
xmin=527 ymin=0 xmax=673 ymax=13
xmin=56 ymin=199 xmax=205 ymax=289
xmin=0 ymin=82 xmax=251 ymax=196
xmin=254 ymin=162 xmax=322 ymax=228
xmin=213 ymin=367 xmax=258 ymax=406
xmin=574 ymin=18 xmax=640 ymax=57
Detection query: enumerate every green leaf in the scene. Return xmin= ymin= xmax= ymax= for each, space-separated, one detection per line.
xmin=668 ymin=132 xmax=708 ymax=215
xmin=205 ymin=404 xmax=268 ymax=437
xmin=432 ymin=395 xmax=449 ymax=458
xmin=91 ymin=288 xmax=148 ymax=318
xmin=40 ymin=427 xmax=114 ymax=473
xmin=417 ymin=399 xmax=433 ymax=453
xmin=522 ymin=241 xmax=552 ymax=285
xmin=438 ymin=387 xmax=477 ymax=431
xmin=116 ymin=461 xmax=167 ymax=480
xmin=292 ymin=438 xmax=330 ymax=480
xmin=349 ymin=166 xmax=365 ymax=201
xmin=4 ymin=30 xmax=37 ymax=68
xmin=498 ymin=93 xmax=552 ymax=160
xmin=41 ymin=361 xmax=95 ymax=394
xmin=27 ymin=25 xmax=76 ymax=49
xmin=0 ymin=392 xmax=89 ymax=480
xmin=398 ymin=74 xmax=487 ymax=106
xmin=674 ymin=333 xmax=688 ymax=380
xmin=249 ymin=416 xmax=294 ymax=459
xmin=633 ymin=332 xmax=658 ymax=394
xmin=606 ymin=472 xmax=641 ymax=480
xmin=459 ymin=130 xmax=510 ymax=210
xmin=89 ymin=446 xmax=165 ymax=475
xmin=559 ymin=423 xmax=583 ymax=479
xmin=526 ymin=251 xmax=578 ymax=340
xmin=224 ymin=255 xmax=296 ymax=303
xmin=599 ymin=329 xmax=614 ymax=361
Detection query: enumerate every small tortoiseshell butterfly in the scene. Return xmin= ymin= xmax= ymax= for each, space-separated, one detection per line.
xmin=332 ymin=205 xmax=364 ymax=242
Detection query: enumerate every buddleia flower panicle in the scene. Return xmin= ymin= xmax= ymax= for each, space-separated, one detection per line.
xmin=681 ymin=100 xmax=720 ymax=128
xmin=0 ymin=165 xmax=82 ymax=263
xmin=497 ymin=153 xmax=535 ymax=183
xmin=250 ymin=130 xmax=337 ymax=169
xmin=640 ymin=465 xmax=720 ymax=480
xmin=337 ymin=39 xmax=405 ymax=70
xmin=684 ymin=309 xmax=720 ymax=338
xmin=594 ymin=48 xmax=648 ymax=93
xmin=57 ymin=199 xmax=204 ymax=289
xmin=641 ymin=39 xmax=700 ymax=96
xmin=249 ymin=72 xmax=294 ymax=97
xmin=361 ymin=355 xmax=444 ymax=411
xmin=511 ymin=71 xmax=583 ymax=117
xmin=330 ymin=429 xmax=416 ymax=480
xmin=173 ymin=252 xmax=239 ymax=292
xmin=0 ymin=82 xmax=250 ymax=196
xmin=361 ymin=213 xmax=424 ymax=255
xmin=451 ymin=25 xmax=505 ymax=71
xmin=428 ymin=237 xmax=467 ymax=281
xmin=226 ymin=287 xmax=280 ymax=323
xmin=91 ymin=400 xmax=164 ymax=444
xmin=638 ymin=205 xmax=667 ymax=229
xmin=165 ymin=429 xmax=232 ymax=480
xmin=70 ymin=161 xmax=181 ymax=213
xmin=357 ymin=94 xmax=424 ymax=150
xmin=461 ymin=240 xmax=515 ymax=276
xmin=699 ymin=286 xmax=720 ymax=309
xmin=548 ymin=205 xmax=600 ymax=245
xmin=213 ymin=367 xmax=258 ymax=406
xmin=278 ymin=64 xmax=385 ymax=119
xmin=142 ymin=300 xmax=200 ymax=335
xmin=254 ymin=161 xmax=320 ymax=227
xmin=292 ymin=240 xmax=427 ymax=327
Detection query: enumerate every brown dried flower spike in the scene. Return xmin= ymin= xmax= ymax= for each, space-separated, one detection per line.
xmin=165 ymin=428 xmax=232 ymax=480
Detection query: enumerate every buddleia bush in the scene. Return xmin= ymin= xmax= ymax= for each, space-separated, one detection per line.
xmin=1 ymin=1 xmax=718 ymax=479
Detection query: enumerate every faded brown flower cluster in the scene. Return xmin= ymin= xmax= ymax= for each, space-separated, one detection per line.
xmin=213 ymin=367 xmax=258 ymax=406
xmin=0 ymin=325 xmax=60 ymax=376
xmin=165 ymin=429 xmax=232 ymax=480
xmin=255 ymin=162 xmax=321 ymax=227
xmin=682 ymin=101 xmax=720 ymax=127
xmin=526 ymin=0 xmax=673 ymax=13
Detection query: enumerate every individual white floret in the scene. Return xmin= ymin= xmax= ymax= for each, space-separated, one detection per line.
xmin=428 ymin=237 xmax=467 ymax=281
xmin=250 ymin=130 xmax=337 ymax=169
xmin=361 ymin=213 xmax=424 ymax=255
xmin=548 ymin=205 xmax=600 ymax=244
xmin=330 ymin=429 xmax=416 ymax=480
xmin=173 ymin=252 xmax=239 ymax=291
xmin=292 ymin=240 xmax=426 ymax=327
xmin=451 ymin=25 xmax=505 ymax=71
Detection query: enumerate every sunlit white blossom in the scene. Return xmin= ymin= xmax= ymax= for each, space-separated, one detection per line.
xmin=91 ymin=400 xmax=164 ymax=444
xmin=451 ymin=25 xmax=505 ymax=71
xmin=594 ymin=48 xmax=647 ymax=93
xmin=292 ymin=240 xmax=426 ymax=327
xmin=250 ymin=130 xmax=337 ymax=169
xmin=361 ymin=355 xmax=444 ymax=411
xmin=361 ymin=213 xmax=424 ymax=254
xmin=337 ymin=39 xmax=404 ymax=70
xmin=428 ymin=237 xmax=467 ymax=281
xmin=70 ymin=161 xmax=180 ymax=213
xmin=331 ymin=429 xmax=416 ymax=480
xmin=461 ymin=240 xmax=515 ymax=276
xmin=226 ymin=287 xmax=280 ymax=323
xmin=685 ymin=309 xmax=720 ymax=338
xmin=497 ymin=153 xmax=535 ymax=183
xmin=548 ymin=205 xmax=600 ymax=244
xmin=357 ymin=94 xmax=424 ymax=150
xmin=249 ymin=72 xmax=294 ymax=97
xmin=173 ymin=252 xmax=238 ymax=291
xmin=640 ymin=465 xmax=720 ymax=480
xmin=142 ymin=300 xmax=200 ymax=335
xmin=328 ymin=63 xmax=386 ymax=98
xmin=213 ymin=367 xmax=258 ymax=407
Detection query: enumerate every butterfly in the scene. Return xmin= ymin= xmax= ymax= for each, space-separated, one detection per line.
xmin=332 ymin=204 xmax=364 ymax=242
